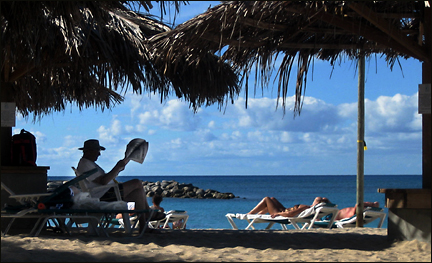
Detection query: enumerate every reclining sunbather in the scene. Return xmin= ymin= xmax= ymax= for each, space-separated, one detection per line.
xmin=335 ymin=201 xmax=379 ymax=220
xmin=248 ymin=196 xmax=331 ymax=218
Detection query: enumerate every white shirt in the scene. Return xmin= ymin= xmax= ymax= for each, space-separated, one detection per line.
xmin=76 ymin=158 xmax=115 ymax=198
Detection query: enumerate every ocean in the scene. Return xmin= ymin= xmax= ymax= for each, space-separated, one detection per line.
xmin=48 ymin=175 xmax=422 ymax=230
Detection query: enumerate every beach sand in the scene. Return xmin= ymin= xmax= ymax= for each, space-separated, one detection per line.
xmin=1 ymin=228 xmax=430 ymax=262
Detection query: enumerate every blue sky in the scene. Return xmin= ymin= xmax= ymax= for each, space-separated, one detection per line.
xmin=15 ymin=2 xmax=423 ymax=177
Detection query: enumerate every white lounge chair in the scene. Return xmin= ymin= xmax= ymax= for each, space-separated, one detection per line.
xmin=149 ymin=210 xmax=189 ymax=229
xmin=226 ymin=202 xmax=339 ymax=230
xmin=335 ymin=207 xmax=386 ymax=228
xmin=312 ymin=206 xmax=386 ymax=229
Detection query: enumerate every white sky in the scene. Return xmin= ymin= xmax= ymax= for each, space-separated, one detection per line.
xmin=15 ymin=1 xmax=424 ymax=177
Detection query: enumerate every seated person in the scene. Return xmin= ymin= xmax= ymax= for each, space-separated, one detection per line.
xmin=76 ymin=139 xmax=163 ymax=233
xmin=150 ymin=194 xmax=165 ymax=213
xmin=117 ymin=194 xmax=166 ymax=220
xmin=247 ymin=196 xmax=330 ymax=218
xmin=335 ymin=201 xmax=380 ymax=220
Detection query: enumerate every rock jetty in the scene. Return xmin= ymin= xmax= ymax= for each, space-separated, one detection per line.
xmin=143 ymin=180 xmax=236 ymax=199
xmin=47 ymin=179 xmax=237 ymax=199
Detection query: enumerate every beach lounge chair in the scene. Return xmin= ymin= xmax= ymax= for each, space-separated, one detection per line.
xmin=71 ymin=167 xmax=133 ymax=233
xmin=1 ymin=169 xmax=156 ymax=237
xmin=226 ymin=202 xmax=339 ymax=230
xmin=113 ymin=210 xmax=188 ymax=230
xmin=1 ymin=182 xmax=52 ymax=207
xmin=2 ymin=168 xmax=100 ymax=236
xmin=312 ymin=206 xmax=387 ymax=229
xmin=335 ymin=207 xmax=386 ymax=228
xmin=226 ymin=213 xmax=291 ymax=230
xmin=149 ymin=210 xmax=189 ymax=229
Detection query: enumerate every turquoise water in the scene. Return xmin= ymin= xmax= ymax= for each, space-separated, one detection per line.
xmin=48 ymin=175 xmax=422 ymax=230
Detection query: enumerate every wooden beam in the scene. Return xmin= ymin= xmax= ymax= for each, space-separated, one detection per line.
xmin=378 ymin=189 xmax=431 ymax=209
xmin=346 ymin=11 xmax=420 ymax=19
xmin=348 ymin=2 xmax=429 ymax=62
xmin=301 ymin=27 xmax=355 ymax=35
xmin=316 ymin=9 xmax=425 ymax=61
xmin=278 ymin=43 xmax=386 ymax=50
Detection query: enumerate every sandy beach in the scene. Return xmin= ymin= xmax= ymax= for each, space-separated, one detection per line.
xmin=1 ymin=228 xmax=430 ymax=262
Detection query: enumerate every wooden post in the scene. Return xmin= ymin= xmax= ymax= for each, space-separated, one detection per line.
xmin=356 ymin=55 xmax=365 ymax=227
xmin=422 ymin=4 xmax=431 ymax=190
xmin=1 ymin=83 xmax=14 ymax=166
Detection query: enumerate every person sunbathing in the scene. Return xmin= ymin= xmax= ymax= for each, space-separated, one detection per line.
xmin=335 ymin=201 xmax=380 ymax=220
xmin=247 ymin=196 xmax=331 ymax=218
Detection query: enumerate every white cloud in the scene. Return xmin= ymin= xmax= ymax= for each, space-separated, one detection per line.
xmin=64 ymin=135 xmax=82 ymax=147
xmin=337 ymin=102 xmax=357 ymax=119
xmin=226 ymin=96 xmax=341 ymax=133
xmin=194 ymin=129 xmax=217 ymax=142
xmin=133 ymin=98 xmax=201 ymax=131
xmin=280 ymin=131 xmax=293 ymax=143
xmin=118 ymin=91 xmax=420 ymax=174
xmin=125 ymin=125 xmax=134 ymax=133
xmin=15 ymin=87 xmax=422 ymax=176
xmin=97 ymin=118 xmax=123 ymax=143
xmin=366 ymin=93 xmax=419 ymax=133
xmin=33 ymin=131 xmax=47 ymax=143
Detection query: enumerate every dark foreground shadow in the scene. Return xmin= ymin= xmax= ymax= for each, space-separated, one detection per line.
xmin=133 ymin=229 xmax=393 ymax=250
xmin=2 ymin=229 xmax=396 ymax=262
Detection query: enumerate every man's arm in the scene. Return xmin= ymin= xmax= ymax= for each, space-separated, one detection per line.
xmin=93 ymin=159 xmax=127 ymax=185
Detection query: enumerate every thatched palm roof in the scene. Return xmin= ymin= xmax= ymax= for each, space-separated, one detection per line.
xmin=149 ymin=1 xmax=430 ymax=115
xmin=1 ymin=1 xmax=240 ymax=119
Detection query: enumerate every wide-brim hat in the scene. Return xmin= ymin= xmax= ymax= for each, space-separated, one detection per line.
xmin=78 ymin=139 xmax=106 ymax=151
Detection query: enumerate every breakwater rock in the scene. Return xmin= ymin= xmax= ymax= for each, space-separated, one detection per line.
xmin=47 ymin=179 xmax=237 ymax=199
xmin=143 ymin=180 xmax=236 ymax=199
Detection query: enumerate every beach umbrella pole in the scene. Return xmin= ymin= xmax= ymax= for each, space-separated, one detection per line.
xmin=356 ymin=55 xmax=365 ymax=227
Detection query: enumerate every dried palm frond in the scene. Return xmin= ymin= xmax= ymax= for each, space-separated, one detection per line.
xmin=149 ymin=1 xmax=428 ymax=116
xmin=1 ymin=1 xmax=239 ymax=119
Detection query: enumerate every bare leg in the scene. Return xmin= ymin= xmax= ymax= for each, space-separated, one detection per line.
xmin=269 ymin=197 xmax=286 ymax=209
xmin=248 ymin=197 xmax=268 ymax=214
xmin=122 ymin=179 xmax=150 ymax=231
xmin=248 ymin=197 xmax=285 ymax=214
xmin=257 ymin=207 xmax=269 ymax=214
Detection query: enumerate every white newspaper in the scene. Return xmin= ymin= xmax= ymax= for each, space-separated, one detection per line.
xmin=124 ymin=138 xmax=149 ymax=164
